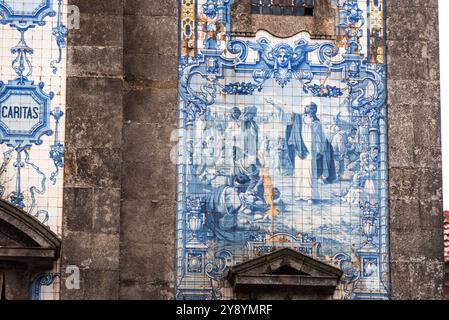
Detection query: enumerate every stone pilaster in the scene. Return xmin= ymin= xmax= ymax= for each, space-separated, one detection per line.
xmin=61 ymin=0 xmax=124 ymax=299
xmin=119 ymin=0 xmax=178 ymax=299
xmin=386 ymin=0 xmax=444 ymax=300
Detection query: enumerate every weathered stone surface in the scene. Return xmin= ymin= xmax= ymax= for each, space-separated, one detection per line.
xmin=62 ymin=0 xmax=124 ymax=300
xmin=419 ymin=199 xmax=445 ymax=229
xmin=389 ymin=256 xmax=445 ymax=301
xmin=387 ymin=80 xmax=440 ymax=107
xmin=117 ymin=0 xmax=178 ymax=300
xmin=124 ymin=0 xmax=178 ymax=17
xmin=65 ymin=77 xmax=123 ymax=149
xmin=389 ymin=261 xmax=412 ymax=300
xmin=68 ymin=47 xmax=123 ymax=78
xmin=390 ymin=229 xmax=443 ymax=260
xmin=120 ymin=201 xmax=176 ymax=245
xmin=124 ymin=16 xmax=178 ymax=55
xmin=60 ymin=0 xmax=444 ymax=301
xmin=66 ymin=77 xmax=123 ymax=118
xmin=63 ymin=188 xmax=93 ymax=232
xmin=119 ymin=281 xmax=175 ymax=300
xmin=387 ymin=104 xmax=415 ymax=168
xmin=68 ymin=14 xmax=123 ymax=47
xmin=61 ymin=269 xmax=120 ymax=300
xmin=386 ymin=8 xmax=438 ymax=42
xmin=413 ymin=103 xmax=442 ymax=149
xmin=72 ymin=148 xmax=122 ymax=188
xmin=409 ymin=259 xmax=444 ymax=300
xmin=389 ymin=198 xmax=421 ymax=230
xmin=61 ymin=231 xmax=120 ymax=299
xmin=124 ymin=54 xmax=178 ymax=82
xmin=61 ymin=230 xmax=92 ymax=268
xmin=90 ymin=234 xmax=120 ymax=270
xmin=123 ymin=87 xmax=178 ymax=125
xmin=387 ymin=1 xmax=444 ymax=300
xmin=119 ymin=243 xmax=175 ymax=283
xmin=69 ymin=0 xmax=124 ymax=16
xmin=121 ymin=162 xmax=176 ymax=202
xmin=92 ymin=188 xmax=121 ymax=234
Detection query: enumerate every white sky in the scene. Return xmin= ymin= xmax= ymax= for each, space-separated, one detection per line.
xmin=440 ymin=0 xmax=449 ymax=210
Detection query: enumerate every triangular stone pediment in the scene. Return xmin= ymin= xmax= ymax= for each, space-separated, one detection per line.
xmin=267 ymin=265 xmax=310 ymax=276
xmin=0 ymin=199 xmax=60 ymax=266
xmin=227 ymin=248 xmax=343 ymax=292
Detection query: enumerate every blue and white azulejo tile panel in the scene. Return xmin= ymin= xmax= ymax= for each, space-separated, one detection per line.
xmin=176 ymin=0 xmax=389 ymax=300
xmin=0 ymin=0 xmax=68 ymax=300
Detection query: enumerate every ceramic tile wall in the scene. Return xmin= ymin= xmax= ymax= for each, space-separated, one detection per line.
xmin=0 ymin=0 xmax=67 ymax=300
xmin=176 ymin=0 xmax=388 ymax=300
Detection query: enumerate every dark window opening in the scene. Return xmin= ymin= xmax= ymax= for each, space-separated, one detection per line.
xmin=251 ymin=0 xmax=314 ymax=16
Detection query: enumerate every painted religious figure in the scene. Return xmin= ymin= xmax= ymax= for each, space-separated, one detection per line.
xmin=267 ymin=98 xmax=336 ymax=203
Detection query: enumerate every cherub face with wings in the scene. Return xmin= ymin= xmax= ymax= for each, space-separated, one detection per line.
xmin=247 ymin=38 xmax=319 ymax=87
xmin=272 ymin=44 xmax=293 ymax=69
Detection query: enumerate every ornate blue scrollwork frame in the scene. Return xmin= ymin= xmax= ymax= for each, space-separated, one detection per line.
xmin=29 ymin=272 xmax=59 ymax=300
xmin=0 ymin=79 xmax=54 ymax=212
xmin=50 ymin=0 xmax=67 ymax=74
xmin=0 ymin=79 xmax=53 ymax=147
xmin=0 ymin=0 xmax=55 ymax=30
xmin=0 ymin=1 xmax=66 ymax=225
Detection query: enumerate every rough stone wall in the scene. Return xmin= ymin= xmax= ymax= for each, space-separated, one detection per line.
xmin=60 ymin=0 xmax=444 ymax=300
xmin=61 ymin=0 xmax=178 ymax=299
xmin=61 ymin=0 xmax=124 ymax=299
xmin=387 ymin=0 xmax=444 ymax=300
xmin=120 ymin=0 xmax=178 ymax=299
xmin=445 ymin=212 xmax=449 ymax=298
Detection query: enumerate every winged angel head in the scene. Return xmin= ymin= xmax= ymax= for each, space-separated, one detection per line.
xmin=248 ymin=38 xmax=319 ymax=88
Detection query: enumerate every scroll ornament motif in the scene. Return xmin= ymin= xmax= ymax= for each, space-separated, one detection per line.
xmin=0 ymin=0 xmax=67 ymax=224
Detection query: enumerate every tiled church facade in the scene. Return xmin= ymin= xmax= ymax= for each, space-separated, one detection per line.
xmin=0 ymin=0 xmax=445 ymax=300
xmin=177 ymin=0 xmax=391 ymax=300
